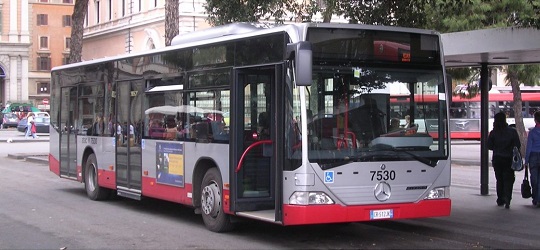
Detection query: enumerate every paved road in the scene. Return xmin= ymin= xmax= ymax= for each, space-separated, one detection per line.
xmin=2 ymin=129 xmax=540 ymax=248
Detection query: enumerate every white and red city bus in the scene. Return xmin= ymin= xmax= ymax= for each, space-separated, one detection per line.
xmin=390 ymin=92 xmax=540 ymax=140
xmin=49 ymin=23 xmax=451 ymax=232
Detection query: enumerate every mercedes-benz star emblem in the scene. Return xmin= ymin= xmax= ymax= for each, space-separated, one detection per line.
xmin=374 ymin=182 xmax=391 ymax=201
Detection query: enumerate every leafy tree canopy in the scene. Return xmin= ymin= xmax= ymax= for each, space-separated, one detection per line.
xmin=205 ymin=0 xmax=293 ymax=25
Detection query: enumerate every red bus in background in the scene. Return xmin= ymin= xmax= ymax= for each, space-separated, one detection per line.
xmin=391 ymin=92 xmax=540 ymax=140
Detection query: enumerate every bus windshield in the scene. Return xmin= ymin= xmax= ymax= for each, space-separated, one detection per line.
xmin=304 ymin=66 xmax=448 ymax=168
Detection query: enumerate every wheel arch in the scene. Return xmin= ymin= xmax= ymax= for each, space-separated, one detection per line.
xmin=192 ymin=157 xmax=221 ymax=209
xmin=81 ymin=146 xmax=96 ymax=181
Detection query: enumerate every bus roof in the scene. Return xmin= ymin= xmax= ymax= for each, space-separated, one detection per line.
xmin=52 ymin=23 xmax=440 ymax=72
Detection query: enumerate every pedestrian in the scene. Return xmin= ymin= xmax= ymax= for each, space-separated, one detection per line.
xmin=525 ymin=110 xmax=540 ymax=207
xmin=487 ymin=112 xmax=521 ymax=209
xmin=25 ymin=112 xmax=32 ymax=138
xmin=25 ymin=112 xmax=38 ymax=139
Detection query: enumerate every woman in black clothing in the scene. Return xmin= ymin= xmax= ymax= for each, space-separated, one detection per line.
xmin=487 ymin=112 xmax=521 ymax=209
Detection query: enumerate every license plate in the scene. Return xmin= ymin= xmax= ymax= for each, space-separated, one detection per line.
xmin=370 ymin=209 xmax=393 ymax=220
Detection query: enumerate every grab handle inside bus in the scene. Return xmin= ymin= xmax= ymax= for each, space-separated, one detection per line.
xmin=286 ymin=41 xmax=312 ymax=86
xmin=235 ymin=140 xmax=273 ymax=173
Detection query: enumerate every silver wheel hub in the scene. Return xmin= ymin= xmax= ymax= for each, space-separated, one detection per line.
xmin=201 ymin=182 xmax=221 ymax=217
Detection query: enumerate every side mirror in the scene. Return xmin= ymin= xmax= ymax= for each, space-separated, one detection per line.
xmin=287 ymin=41 xmax=312 ymax=86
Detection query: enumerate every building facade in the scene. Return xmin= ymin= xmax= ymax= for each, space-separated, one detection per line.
xmin=0 ymin=0 xmax=31 ymax=109
xmin=0 ymin=0 xmax=73 ymax=111
xmin=82 ymin=0 xmax=209 ymax=61
xmin=29 ymin=0 xmax=74 ymax=111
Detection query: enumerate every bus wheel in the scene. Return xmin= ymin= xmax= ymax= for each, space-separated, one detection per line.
xmin=201 ymin=168 xmax=233 ymax=232
xmin=84 ymin=154 xmax=110 ymax=201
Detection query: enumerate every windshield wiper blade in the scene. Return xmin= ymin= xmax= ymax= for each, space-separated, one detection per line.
xmin=396 ymin=148 xmax=437 ymax=167
xmin=371 ymin=144 xmax=437 ymax=168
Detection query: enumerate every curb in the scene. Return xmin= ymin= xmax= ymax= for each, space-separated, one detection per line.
xmin=25 ymin=156 xmax=49 ymax=164
xmin=452 ymin=160 xmax=487 ymax=167
xmin=7 ymin=153 xmax=48 ymax=164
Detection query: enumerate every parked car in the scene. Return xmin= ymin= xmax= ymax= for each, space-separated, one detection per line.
xmin=34 ymin=112 xmax=50 ymax=117
xmin=2 ymin=113 xmax=20 ymax=128
xmin=17 ymin=116 xmax=50 ymax=134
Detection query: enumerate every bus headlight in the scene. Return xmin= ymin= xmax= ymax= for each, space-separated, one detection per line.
xmin=425 ymin=187 xmax=449 ymax=199
xmin=289 ymin=191 xmax=335 ymax=205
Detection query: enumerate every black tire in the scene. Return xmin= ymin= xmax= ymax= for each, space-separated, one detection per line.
xmin=84 ymin=154 xmax=111 ymax=201
xmin=201 ymin=168 xmax=233 ymax=232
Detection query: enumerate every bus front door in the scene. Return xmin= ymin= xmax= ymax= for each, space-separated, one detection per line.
xmin=59 ymin=87 xmax=78 ymax=179
xmin=231 ymin=65 xmax=283 ymax=221
xmin=114 ymin=79 xmax=144 ymax=199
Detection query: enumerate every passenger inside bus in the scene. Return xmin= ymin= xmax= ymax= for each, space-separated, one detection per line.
xmin=404 ymin=115 xmax=411 ymax=128
xmin=164 ymin=116 xmax=177 ymax=140
xmin=258 ymin=112 xmax=270 ymax=139
xmin=148 ymin=118 xmax=165 ymax=139
xmin=348 ymin=96 xmax=385 ymax=145
xmin=206 ymin=113 xmax=229 ymax=141
xmin=389 ymin=118 xmax=401 ymax=132
xmin=185 ymin=115 xmax=201 ymax=139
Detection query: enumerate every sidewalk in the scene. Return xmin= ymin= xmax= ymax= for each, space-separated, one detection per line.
xmin=7 ymin=152 xmax=49 ymax=164
xmin=451 ymin=139 xmax=485 ymax=167
xmin=452 ymin=158 xmax=483 ymax=167
xmin=0 ymin=128 xmax=49 ymax=164
xmin=0 ymin=128 xmax=49 ymax=143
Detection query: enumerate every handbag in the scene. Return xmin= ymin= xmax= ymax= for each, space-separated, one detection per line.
xmin=512 ymin=146 xmax=524 ymax=171
xmin=31 ymin=123 xmax=37 ymax=133
xmin=522 ymin=163 xmax=532 ymax=199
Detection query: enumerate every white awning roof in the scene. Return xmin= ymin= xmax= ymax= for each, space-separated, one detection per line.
xmin=442 ymin=27 xmax=540 ymax=67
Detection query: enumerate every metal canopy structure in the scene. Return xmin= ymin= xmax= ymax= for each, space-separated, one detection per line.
xmin=441 ymin=27 xmax=540 ymax=195
xmin=443 ymin=27 xmax=540 ymax=67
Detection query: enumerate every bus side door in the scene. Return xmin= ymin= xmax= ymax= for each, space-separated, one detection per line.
xmin=231 ymin=64 xmax=284 ymax=218
xmin=114 ymin=79 xmax=144 ymax=199
xmin=59 ymin=87 xmax=78 ymax=179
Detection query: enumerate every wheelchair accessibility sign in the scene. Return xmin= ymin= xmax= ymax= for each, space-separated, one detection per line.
xmin=324 ymin=171 xmax=334 ymax=183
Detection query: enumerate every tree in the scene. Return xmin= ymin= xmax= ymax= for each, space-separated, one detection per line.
xmin=320 ymin=0 xmax=338 ymax=22
xmin=426 ymin=0 xmax=540 ymax=152
xmin=335 ymin=0 xmax=431 ymax=27
xmin=165 ymin=0 xmax=180 ymax=46
xmin=68 ymin=0 xmax=89 ymax=64
xmin=505 ymin=65 xmax=540 ymax=152
xmin=204 ymin=0 xmax=438 ymax=26
xmin=205 ymin=0 xmax=293 ymax=25
xmin=446 ymin=68 xmax=477 ymax=94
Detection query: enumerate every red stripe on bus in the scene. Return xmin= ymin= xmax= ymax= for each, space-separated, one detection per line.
xmin=450 ymin=132 xmax=481 ymax=139
xmin=141 ymin=176 xmax=193 ymax=205
xmin=222 ymin=189 xmax=231 ymax=214
xmin=49 ymin=154 xmax=60 ymax=175
xmin=282 ymin=199 xmax=451 ymax=225
xmin=77 ymin=165 xmax=83 ymax=182
xmin=97 ymin=169 xmax=116 ymax=189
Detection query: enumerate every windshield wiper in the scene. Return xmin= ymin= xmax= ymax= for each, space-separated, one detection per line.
xmin=370 ymin=144 xmax=437 ymax=168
